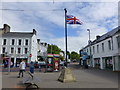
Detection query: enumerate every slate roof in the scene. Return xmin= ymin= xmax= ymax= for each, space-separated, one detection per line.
xmin=92 ymin=26 xmax=120 ymax=44
xmin=81 ymin=26 xmax=120 ymax=50
xmin=2 ymin=32 xmax=34 ymax=37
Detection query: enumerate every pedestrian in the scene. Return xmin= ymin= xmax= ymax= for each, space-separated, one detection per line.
xmin=10 ymin=61 xmax=13 ymax=68
xmin=39 ymin=64 xmax=41 ymax=72
xmin=29 ymin=61 xmax=34 ymax=74
xmin=17 ymin=59 xmax=26 ymax=78
xmin=4 ymin=60 xmax=8 ymax=68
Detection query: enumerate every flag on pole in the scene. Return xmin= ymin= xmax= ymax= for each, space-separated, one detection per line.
xmin=66 ymin=15 xmax=83 ymax=25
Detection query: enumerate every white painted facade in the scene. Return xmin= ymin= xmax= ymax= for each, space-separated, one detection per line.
xmin=81 ymin=27 xmax=120 ymax=71
xmin=1 ymin=28 xmax=38 ymax=67
xmin=37 ymin=41 xmax=48 ymax=61
xmin=31 ymin=34 xmax=37 ymax=62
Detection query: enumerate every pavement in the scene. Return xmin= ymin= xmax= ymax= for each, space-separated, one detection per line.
xmin=1 ymin=62 xmax=120 ymax=89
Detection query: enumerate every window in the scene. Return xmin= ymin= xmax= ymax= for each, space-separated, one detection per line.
xmin=108 ymin=40 xmax=111 ymax=50
xmin=18 ymin=48 xmax=21 ymax=54
xmin=3 ymin=39 xmax=6 ymax=45
xmin=12 ymin=39 xmax=15 ymax=45
xmin=102 ymin=43 xmax=104 ymax=52
xmin=87 ymin=48 xmax=88 ymax=52
xmin=117 ymin=36 xmax=120 ymax=48
xmin=25 ymin=39 xmax=28 ymax=45
xmin=18 ymin=39 xmax=21 ymax=45
xmin=2 ymin=47 xmax=5 ymax=53
xmin=93 ymin=46 xmax=95 ymax=54
xmin=11 ymin=48 xmax=14 ymax=53
xmin=25 ymin=48 xmax=28 ymax=54
xmin=97 ymin=45 xmax=99 ymax=53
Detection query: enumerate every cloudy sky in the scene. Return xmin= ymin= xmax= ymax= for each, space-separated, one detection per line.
xmin=0 ymin=0 xmax=118 ymax=53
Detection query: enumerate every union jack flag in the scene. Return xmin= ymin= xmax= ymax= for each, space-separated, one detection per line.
xmin=66 ymin=15 xmax=83 ymax=25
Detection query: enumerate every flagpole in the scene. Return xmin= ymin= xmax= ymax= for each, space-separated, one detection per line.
xmin=58 ymin=8 xmax=77 ymax=83
xmin=64 ymin=8 xmax=67 ymax=67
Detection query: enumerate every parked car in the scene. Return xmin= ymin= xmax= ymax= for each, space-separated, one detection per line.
xmin=60 ymin=61 xmax=64 ymax=66
xmin=34 ymin=62 xmax=39 ymax=68
xmin=38 ymin=61 xmax=46 ymax=68
xmin=39 ymin=61 xmax=46 ymax=65
xmin=72 ymin=59 xmax=77 ymax=62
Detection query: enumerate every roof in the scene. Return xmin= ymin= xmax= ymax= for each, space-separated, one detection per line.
xmin=92 ymin=26 xmax=120 ymax=44
xmin=2 ymin=32 xmax=34 ymax=37
xmin=81 ymin=26 xmax=120 ymax=50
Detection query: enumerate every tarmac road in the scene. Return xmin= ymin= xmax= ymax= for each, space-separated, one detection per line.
xmin=2 ymin=62 xmax=119 ymax=89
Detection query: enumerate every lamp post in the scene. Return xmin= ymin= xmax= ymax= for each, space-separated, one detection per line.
xmin=87 ymin=29 xmax=92 ymax=67
xmin=87 ymin=29 xmax=90 ymax=44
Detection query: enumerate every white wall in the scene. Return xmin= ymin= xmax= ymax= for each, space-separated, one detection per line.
xmin=31 ymin=34 xmax=37 ymax=62
xmin=82 ymin=32 xmax=120 ymax=70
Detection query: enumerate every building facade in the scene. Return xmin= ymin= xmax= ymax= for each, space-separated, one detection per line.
xmin=37 ymin=39 xmax=48 ymax=61
xmin=0 ymin=24 xmax=37 ymax=67
xmin=80 ymin=27 xmax=120 ymax=71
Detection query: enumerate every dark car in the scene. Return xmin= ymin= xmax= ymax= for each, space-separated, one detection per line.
xmin=34 ymin=62 xmax=39 ymax=68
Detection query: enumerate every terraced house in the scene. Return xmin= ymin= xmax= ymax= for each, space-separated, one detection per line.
xmin=80 ymin=26 xmax=120 ymax=71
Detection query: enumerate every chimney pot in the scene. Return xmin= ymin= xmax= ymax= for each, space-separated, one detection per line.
xmin=33 ymin=29 xmax=36 ymax=35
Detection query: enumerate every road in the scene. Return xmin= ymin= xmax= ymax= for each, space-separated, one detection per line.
xmin=2 ymin=62 xmax=119 ymax=89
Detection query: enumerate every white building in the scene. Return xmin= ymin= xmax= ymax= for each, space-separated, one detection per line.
xmin=80 ymin=27 xmax=120 ymax=71
xmin=0 ymin=24 xmax=37 ymax=67
xmin=37 ymin=39 xmax=48 ymax=61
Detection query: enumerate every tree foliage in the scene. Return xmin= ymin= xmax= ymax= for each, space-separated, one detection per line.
xmin=47 ymin=44 xmax=61 ymax=54
xmin=70 ymin=51 xmax=80 ymax=61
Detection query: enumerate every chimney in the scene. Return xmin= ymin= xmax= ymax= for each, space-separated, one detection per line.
xmin=3 ymin=24 xmax=10 ymax=33
xmin=96 ymin=35 xmax=101 ymax=39
xmin=33 ymin=29 xmax=36 ymax=35
xmin=37 ymin=39 xmax=40 ymax=44
xmin=45 ymin=43 xmax=47 ymax=46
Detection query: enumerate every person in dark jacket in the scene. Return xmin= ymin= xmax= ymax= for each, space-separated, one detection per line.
xmin=29 ymin=61 xmax=34 ymax=74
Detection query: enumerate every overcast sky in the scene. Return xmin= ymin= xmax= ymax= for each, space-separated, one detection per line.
xmin=0 ymin=0 xmax=118 ymax=53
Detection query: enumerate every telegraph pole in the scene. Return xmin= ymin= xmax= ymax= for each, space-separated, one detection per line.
xmin=64 ymin=8 xmax=68 ymax=67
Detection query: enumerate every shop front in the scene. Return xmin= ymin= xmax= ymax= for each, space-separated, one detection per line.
xmin=16 ymin=58 xmax=27 ymax=67
xmin=113 ymin=55 xmax=120 ymax=71
xmin=103 ymin=57 xmax=113 ymax=70
xmin=94 ymin=58 xmax=100 ymax=69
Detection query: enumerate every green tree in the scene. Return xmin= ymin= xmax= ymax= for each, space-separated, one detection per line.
xmin=70 ymin=51 xmax=80 ymax=61
xmin=47 ymin=44 xmax=61 ymax=54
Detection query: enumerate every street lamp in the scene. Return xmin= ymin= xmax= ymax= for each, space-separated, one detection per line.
xmin=87 ymin=29 xmax=92 ymax=67
xmin=87 ymin=29 xmax=91 ymax=44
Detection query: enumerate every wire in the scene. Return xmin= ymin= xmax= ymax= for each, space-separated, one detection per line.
xmin=0 ymin=9 xmax=24 ymax=11
xmin=0 ymin=8 xmax=63 ymax=12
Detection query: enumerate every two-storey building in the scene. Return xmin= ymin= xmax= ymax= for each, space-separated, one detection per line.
xmin=80 ymin=26 xmax=120 ymax=71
